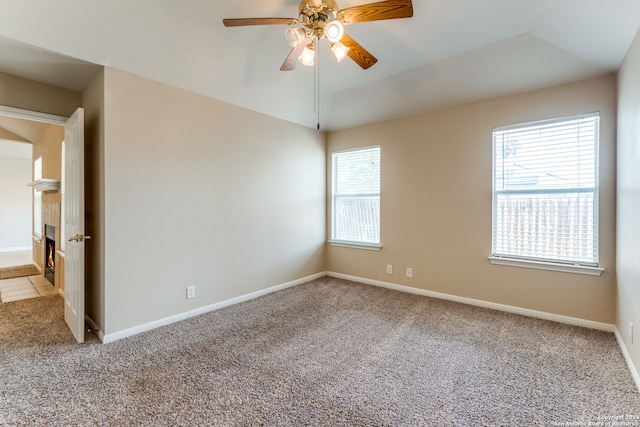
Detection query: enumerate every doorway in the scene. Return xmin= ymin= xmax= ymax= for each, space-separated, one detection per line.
xmin=0 ymin=138 xmax=32 ymax=267
xmin=0 ymin=106 xmax=66 ymax=303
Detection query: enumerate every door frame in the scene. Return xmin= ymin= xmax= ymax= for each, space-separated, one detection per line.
xmin=0 ymin=105 xmax=68 ymax=276
xmin=0 ymin=103 xmax=79 ymax=321
xmin=0 ymin=104 xmax=68 ymax=249
xmin=0 ymin=105 xmax=67 ymax=125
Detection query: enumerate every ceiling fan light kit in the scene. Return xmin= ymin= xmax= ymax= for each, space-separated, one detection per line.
xmin=330 ymin=41 xmax=350 ymax=62
xmin=285 ymin=27 xmax=307 ymax=47
xmin=299 ymin=43 xmax=316 ymax=66
xmin=223 ymin=0 xmax=413 ymax=71
xmin=324 ymin=19 xmax=344 ymax=43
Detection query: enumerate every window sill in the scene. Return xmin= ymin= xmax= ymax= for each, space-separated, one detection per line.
xmin=329 ymin=240 xmax=382 ymax=251
xmin=488 ymin=256 xmax=604 ymax=276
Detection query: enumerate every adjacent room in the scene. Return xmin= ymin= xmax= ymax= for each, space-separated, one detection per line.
xmin=0 ymin=117 xmax=65 ymax=302
xmin=0 ymin=1 xmax=639 ymax=424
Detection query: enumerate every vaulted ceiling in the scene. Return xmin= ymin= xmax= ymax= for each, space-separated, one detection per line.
xmin=0 ymin=0 xmax=639 ymax=133
xmin=0 ymin=115 xmax=51 ymax=143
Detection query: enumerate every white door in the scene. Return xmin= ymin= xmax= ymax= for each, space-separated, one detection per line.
xmin=64 ymin=108 xmax=85 ymax=343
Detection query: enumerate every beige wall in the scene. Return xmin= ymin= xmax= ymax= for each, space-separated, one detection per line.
xmin=101 ymin=68 xmax=326 ymax=335
xmin=617 ymin=28 xmax=640 ymax=382
xmin=33 ymin=124 xmax=63 ymax=205
xmin=82 ymin=68 xmax=105 ymax=331
xmin=0 ymin=148 xmax=31 ymax=249
xmin=31 ymin=124 xmax=64 ymax=277
xmin=0 ymin=72 xmax=81 ymax=117
xmin=327 ymin=75 xmax=617 ymax=324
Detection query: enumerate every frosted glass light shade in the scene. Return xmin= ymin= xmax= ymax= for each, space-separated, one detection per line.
xmin=285 ymin=27 xmax=306 ymax=47
xmin=330 ymin=41 xmax=350 ymax=62
xmin=298 ymin=44 xmax=315 ymax=66
xmin=324 ymin=19 xmax=344 ymax=43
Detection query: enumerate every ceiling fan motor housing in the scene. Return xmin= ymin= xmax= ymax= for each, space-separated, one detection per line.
xmin=298 ymin=0 xmax=341 ymax=39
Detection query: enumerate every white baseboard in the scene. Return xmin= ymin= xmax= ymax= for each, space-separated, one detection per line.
xmin=85 ymin=315 xmax=105 ymax=342
xmin=92 ymin=270 xmax=640 ymax=394
xmin=101 ymin=272 xmax=326 ymax=344
xmin=614 ymin=328 xmax=640 ymax=394
xmin=327 ymin=272 xmax=615 ymax=332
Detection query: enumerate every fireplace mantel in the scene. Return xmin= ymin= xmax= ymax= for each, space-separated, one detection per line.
xmin=27 ymin=178 xmax=60 ymax=192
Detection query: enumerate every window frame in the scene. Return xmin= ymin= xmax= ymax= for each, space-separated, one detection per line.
xmin=33 ymin=156 xmax=43 ymax=241
xmin=329 ymin=146 xmax=382 ymax=250
xmin=489 ymin=113 xmax=604 ymax=276
xmin=60 ymin=140 xmax=66 ymax=253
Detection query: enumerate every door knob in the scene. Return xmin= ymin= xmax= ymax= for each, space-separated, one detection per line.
xmin=68 ymin=234 xmax=91 ymax=242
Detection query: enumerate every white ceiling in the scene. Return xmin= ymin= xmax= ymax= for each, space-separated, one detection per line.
xmin=0 ymin=0 xmax=638 ymax=131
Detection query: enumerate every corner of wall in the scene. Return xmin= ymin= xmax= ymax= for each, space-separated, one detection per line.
xmin=616 ymin=25 xmax=640 ymax=394
xmin=81 ymin=67 xmax=106 ymax=333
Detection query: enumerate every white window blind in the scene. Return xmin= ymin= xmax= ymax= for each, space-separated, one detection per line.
xmin=332 ymin=146 xmax=380 ymax=245
xmin=33 ymin=156 xmax=43 ymax=240
xmin=492 ymin=113 xmax=599 ymax=266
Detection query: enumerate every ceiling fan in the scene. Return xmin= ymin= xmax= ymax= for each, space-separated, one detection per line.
xmin=223 ymin=0 xmax=413 ymax=71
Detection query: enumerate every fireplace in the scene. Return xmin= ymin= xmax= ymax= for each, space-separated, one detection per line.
xmin=45 ymin=224 xmax=55 ymax=286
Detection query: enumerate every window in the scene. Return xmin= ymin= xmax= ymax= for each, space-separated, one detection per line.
xmin=331 ymin=146 xmax=381 ymax=247
xmin=491 ymin=113 xmax=600 ymax=270
xmin=33 ymin=156 xmax=43 ymax=240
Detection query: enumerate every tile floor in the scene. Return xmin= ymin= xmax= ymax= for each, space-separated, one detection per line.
xmin=0 ymin=275 xmax=57 ymax=303
xmin=0 ymin=250 xmax=57 ymax=303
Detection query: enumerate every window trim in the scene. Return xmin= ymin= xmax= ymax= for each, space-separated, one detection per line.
xmin=328 ymin=240 xmax=382 ymax=251
xmin=490 ymin=113 xmax=602 ymax=274
xmin=60 ymin=140 xmax=66 ymax=253
xmin=488 ymin=256 xmax=603 ymax=276
xmin=33 ymin=156 xmax=43 ymax=241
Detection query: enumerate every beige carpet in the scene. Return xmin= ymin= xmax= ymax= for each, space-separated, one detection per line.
xmin=0 ymin=264 xmax=40 ymax=280
xmin=1 ymin=277 xmax=639 ymax=426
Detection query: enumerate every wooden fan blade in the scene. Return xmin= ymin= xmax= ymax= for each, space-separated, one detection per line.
xmin=280 ymin=37 xmax=313 ymax=71
xmin=341 ymin=33 xmax=378 ymax=69
xmin=339 ymin=0 xmax=413 ymax=24
xmin=223 ymin=18 xmax=296 ymax=27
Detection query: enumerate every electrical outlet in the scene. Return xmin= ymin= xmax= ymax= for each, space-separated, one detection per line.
xmin=386 ymin=264 xmax=393 ymax=275
xmin=186 ymin=285 xmax=196 ymax=299
xmin=630 ymin=323 xmax=634 ymax=344
xmin=406 ymin=267 xmax=413 ymax=278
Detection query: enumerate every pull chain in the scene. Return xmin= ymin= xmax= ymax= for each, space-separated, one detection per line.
xmin=314 ymin=39 xmax=320 ymax=130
